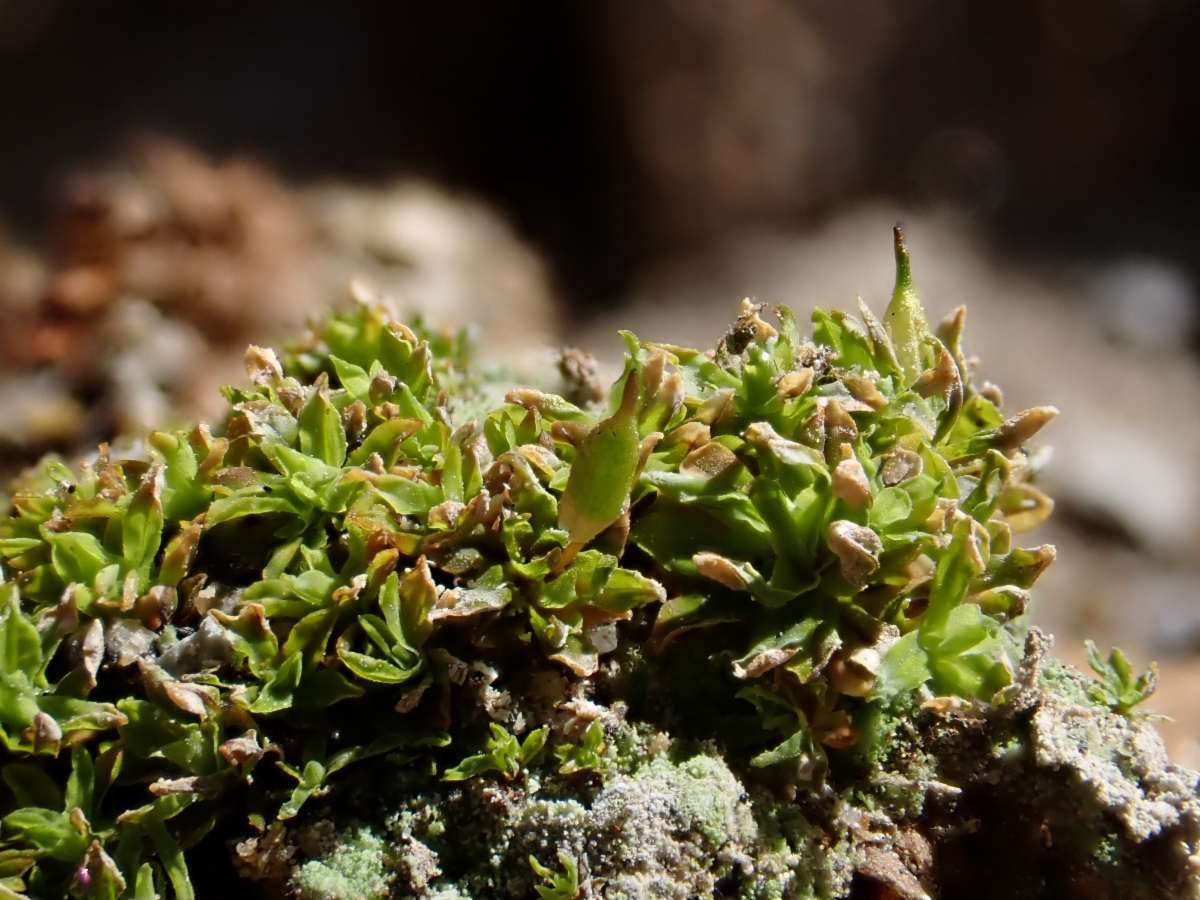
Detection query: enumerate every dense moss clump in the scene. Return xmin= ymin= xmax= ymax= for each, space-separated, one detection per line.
xmin=0 ymin=229 xmax=1078 ymax=899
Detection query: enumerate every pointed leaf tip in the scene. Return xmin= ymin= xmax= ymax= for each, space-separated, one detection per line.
xmin=893 ymin=225 xmax=911 ymax=291
xmin=885 ymin=225 xmax=930 ymax=386
xmin=616 ymin=368 xmax=641 ymax=421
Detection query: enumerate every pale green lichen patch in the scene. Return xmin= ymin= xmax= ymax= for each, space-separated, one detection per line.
xmin=295 ymin=742 xmax=827 ymax=900
xmin=292 ymin=827 xmax=393 ymax=900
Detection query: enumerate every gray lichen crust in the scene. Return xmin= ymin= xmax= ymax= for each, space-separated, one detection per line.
xmin=272 ymin=632 xmax=1200 ymax=900
xmin=1032 ymin=669 xmax=1199 ymax=846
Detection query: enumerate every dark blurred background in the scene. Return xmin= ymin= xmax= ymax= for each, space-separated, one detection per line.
xmin=3 ymin=0 xmax=1200 ymax=758
xmin=2 ymin=0 xmax=1199 ymax=310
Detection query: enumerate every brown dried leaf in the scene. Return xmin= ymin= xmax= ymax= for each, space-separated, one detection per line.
xmin=663 ymin=421 xmax=711 ymax=452
xmin=775 ymin=368 xmax=814 ymax=401
xmin=693 ymin=552 xmax=748 ymax=591
xmin=681 ymin=441 xmax=740 ymax=480
xmin=693 ymin=389 xmax=735 ymax=427
xmin=828 ymin=648 xmax=881 ymax=698
xmin=106 ymin=618 xmax=157 ymax=666
xmin=38 ymin=586 xmax=80 ymax=635
xmin=428 ymin=585 xmax=510 ymax=623
xmin=733 ymin=648 xmax=798 ymax=679
xmin=428 ymin=500 xmax=466 ymax=529
xmin=823 ymin=399 xmax=858 ymax=459
xmin=135 ymin=585 xmax=177 ymax=631
xmin=912 ymin=347 xmax=958 ymax=399
xmin=343 ymin=400 xmax=368 ymax=444
xmin=395 ymin=682 xmax=429 ymax=713
xmin=832 ymin=446 xmax=871 ymax=510
xmin=640 ymin=351 xmax=667 ymax=398
xmin=219 ymin=733 xmax=264 ymax=767
xmin=31 ymin=711 xmax=62 ymax=754
xmin=77 ymin=617 xmax=105 ymax=691
xmin=826 ymin=520 xmax=882 ymax=587
xmin=551 ymin=420 xmax=591 ymax=448
xmin=76 ymin=841 xmax=126 ymax=898
xmin=164 ymin=680 xmax=219 ymax=718
xmin=244 ymin=345 xmax=283 ymax=385
xmin=996 ymin=483 xmax=1055 ymax=533
xmin=880 ymin=448 xmax=923 ymax=486
xmin=744 ymin=421 xmax=825 ymax=468
xmin=149 ymin=775 xmax=223 ymax=796
xmin=994 ymin=406 xmax=1059 ymax=453
xmin=844 ymin=375 xmax=887 ymax=410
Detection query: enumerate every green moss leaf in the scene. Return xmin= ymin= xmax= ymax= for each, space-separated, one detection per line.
xmin=144 ymin=817 xmax=194 ymax=900
xmin=45 ymin=533 xmax=118 ymax=591
xmin=2 ymin=807 xmax=89 ymax=863
xmin=529 ymin=851 xmax=580 ymax=900
xmin=123 ymin=466 xmax=165 ymax=575
xmin=278 ymin=759 xmax=326 ymax=820
xmin=873 ymin=631 xmax=931 ymax=700
xmin=554 ymin=721 xmax=604 ymax=775
xmin=329 ymin=355 xmax=372 ymax=404
xmin=2 ymin=764 xmax=63 ymax=811
xmin=558 ymin=371 xmax=642 ymax=548
xmin=0 ymin=586 xmax=42 ymax=683
xmin=337 ymin=646 xmax=413 ymax=685
xmin=250 ymin=652 xmax=303 ymax=715
xmin=298 ymin=391 xmax=348 ymax=468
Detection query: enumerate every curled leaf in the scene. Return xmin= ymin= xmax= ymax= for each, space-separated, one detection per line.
xmin=826 ymin=521 xmax=883 ymax=587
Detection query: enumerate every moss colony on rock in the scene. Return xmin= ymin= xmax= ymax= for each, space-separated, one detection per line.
xmin=0 ymin=230 xmax=1194 ymax=900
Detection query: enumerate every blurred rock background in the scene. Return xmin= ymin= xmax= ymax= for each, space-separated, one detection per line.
xmin=0 ymin=136 xmax=557 ymax=459
xmin=1 ymin=0 xmax=1199 ymax=757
